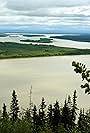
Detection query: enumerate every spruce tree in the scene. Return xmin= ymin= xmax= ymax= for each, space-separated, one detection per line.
xmin=67 ymin=95 xmax=73 ymax=129
xmin=77 ymin=108 xmax=90 ymax=132
xmin=47 ymin=104 xmax=53 ymax=130
xmin=10 ymin=90 xmax=19 ymax=122
xmin=78 ymin=109 xmax=84 ymax=130
xmin=84 ymin=109 xmax=90 ymax=132
xmin=24 ymin=108 xmax=31 ymax=120
xmin=52 ymin=101 xmax=61 ymax=133
xmin=39 ymin=97 xmax=46 ymax=129
xmin=67 ymin=95 xmax=72 ymax=110
xmin=62 ymin=99 xmax=70 ymax=130
xmin=71 ymin=90 xmax=78 ymax=128
xmin=32 ymin=105 xmax=40 ymax=132
xmin=2 ymin=103 xmax=8 ymax=120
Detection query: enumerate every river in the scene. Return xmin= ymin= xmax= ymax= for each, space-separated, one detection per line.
xmin=0 ymin=55 xmax=90 ymax=110
xmin=0 ymin=33 xmax=90 ymax=49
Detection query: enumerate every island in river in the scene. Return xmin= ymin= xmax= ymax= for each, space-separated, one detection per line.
xmin=0 ymin=42 xmax=90 ymax=59
xmin=20 ymin=37 xmax=53 ymax=43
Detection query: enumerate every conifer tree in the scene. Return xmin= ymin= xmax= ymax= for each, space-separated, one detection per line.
xmin=71 ymin=90 xmax=78 ymax=128
xmin=47 ymin=104 xmax=53 ymax=129
xmin=62 ymin=99 xmax=70 ymax=130
xmin=77 ymin=108 xmax=90 ymax=132
xmin=78 ymin=109 xmax=84 ymax=130
xmin=32 ymin=105 xmax=40 ymax=132
xmin=10 ymin=90 xmax=19 ymax=122
xmin=39 ymin=97 xmax=46 ymax=129
xmin=2 ymin=103 xmax=8 ymax=120
xmin=32 ymin=105 xmax=37 ymax=126
xmin=52 ymin=101 xmax=61 ymax=132
xmin=83 ymin=109 xmax=90 ymax=132
xmin=24 ymin=108 xmax=31 ymax=120
xmin=67 ymin=95 xmax=72 ymax=109
xmin=67 ymin=95 xmax=73 ymax=129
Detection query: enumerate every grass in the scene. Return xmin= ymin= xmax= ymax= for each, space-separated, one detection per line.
xmin=0 ymin=42 xmax=90 ymax=59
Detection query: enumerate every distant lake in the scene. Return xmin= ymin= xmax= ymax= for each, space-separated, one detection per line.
xmin=0 ymin=55 xmax=90 ymax=110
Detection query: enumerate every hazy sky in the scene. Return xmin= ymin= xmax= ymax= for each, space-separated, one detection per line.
xmin=0 ymin=0 xmax=90 ymax=32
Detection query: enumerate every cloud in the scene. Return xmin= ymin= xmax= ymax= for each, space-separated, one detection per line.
xmin=0 ymin=0 xmax=90 ymax=29
xmin=6 ymin=0 xmax=90 ymax=10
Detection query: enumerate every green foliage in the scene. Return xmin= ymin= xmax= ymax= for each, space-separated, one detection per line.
xmin=24 ymin=108 xmax=31 ymax=120
xmin=72 ymin=61 xmax=90 ymax=94
xmin=0 ymin=89 xmax=89 ymax=133
xmin=21 ymin=38 xmax=53 ymax=43
xmin=52 ymin=101 xmax=61 ymax=133
xmin=39 ymin=97 xmax=46 ymax=130
xmin=47 ymin=104 xmax=53 ymax=129
xmin=32 ymin=105 xmax=40 ymax=132
xmin=77 ymin=109 xmax=90 ymax=132
xmin=10 ymin=90 xmax=19 ymax=122
xmin=2 ymin=103 xmax=8 ymax=120
xmin=62 ymin=99 xmax=70 ymax=130
xmin=0 ymin=42 xmax=90 ymax=59
xmin=71 ymin=90 xmax=78 ymax=128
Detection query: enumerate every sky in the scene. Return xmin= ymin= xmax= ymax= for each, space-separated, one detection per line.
xmin=0 ymin=0 xmax=90 ymax=33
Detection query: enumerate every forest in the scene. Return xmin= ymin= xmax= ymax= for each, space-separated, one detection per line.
xmin=20 ymin=38 xmax=53 ymax=43
xmin=0 ymin=61 xmax=90 ymax=133
xmin=50 ymin=34 xmax=90 ymax=42
xmin=0 ymin=42 xmax=90 ymax=59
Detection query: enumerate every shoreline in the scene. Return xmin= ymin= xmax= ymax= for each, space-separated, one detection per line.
xmin=0 ymin=41 xmax=90 ymax=60
xmin=0 ymin=52 xmax=90 ymax=60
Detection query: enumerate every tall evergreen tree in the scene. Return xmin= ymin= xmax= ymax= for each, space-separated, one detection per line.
xmin=67 ymin=95 xmax=73 ymax=129
xmin=2 ymin=103 xmax=8 ymax=120
xmin=32 ymin=105 xmax=40 ymax=132
xmin=47 ymin=104 xmax=53 ymax=130
xmin=67 ymin=95 xmax=72 ymax=109
xmin=52 ymin=101 xmax=61 ymax=133
xmin=71 ymin=90 xmax=78 ymax=128
xmin=10 ymin=90 xmax=19 ymax=122
xmin=39 ymin=97 xmax=46 ymax=129
xmin=62 ymin=99 xmax=70 ymax=130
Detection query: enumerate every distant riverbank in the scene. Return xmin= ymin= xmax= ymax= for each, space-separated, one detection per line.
xmin=0 ymin=42 xmax=90 ymax=59
xmin=50 ymin=34 xmax=90 ymax=42
xmin=0 ymin=33 xmax=90 ymax=49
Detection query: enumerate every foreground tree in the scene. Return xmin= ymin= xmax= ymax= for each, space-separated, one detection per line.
xmin=39 ymin=97 xmax=46 ymax=130
xmin=2 ymin=103 xmax=8 ymax=120
xmin=78 ymin=109 xmax=90 ymax=132
xmin=10 ymin=90 xmax=19 ymax=122
xmin=52 ymin=101 xmax=61 ymax=133
xmin=71 ymin=90 xmax=78 ymax=129
xmin=47 ymin=104 xmax=53 ymax=130
xmin=72 ymin=61 xmax=90 ymax=94
xmin=32 ymin=105 xmax=41 ymax=132
xmin=62 ymin=99 xmax=70 ymax=130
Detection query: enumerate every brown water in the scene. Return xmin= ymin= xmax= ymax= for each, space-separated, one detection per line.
xmin=0 ymin=55 xmax=90 ymax=110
